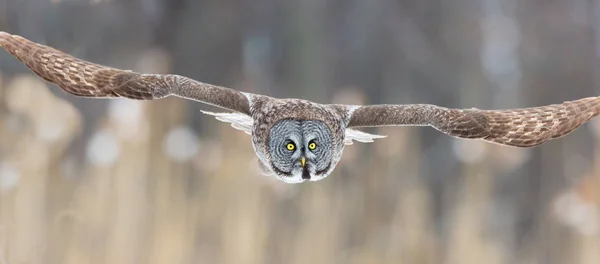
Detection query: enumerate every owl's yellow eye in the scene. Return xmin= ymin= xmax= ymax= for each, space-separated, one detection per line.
xmin=308 ymin=142 xmax=317 ymax=150
xmin=286 ymin=143 xmax=296 ymax=151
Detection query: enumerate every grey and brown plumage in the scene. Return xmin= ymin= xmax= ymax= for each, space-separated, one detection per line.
xmin=1 ymin=31 xmax=599 ymax=183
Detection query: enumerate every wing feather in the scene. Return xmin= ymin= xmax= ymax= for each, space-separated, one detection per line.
xmin=0 ymin=31 xmax=251 ymax=114
xmin=344 ymin=129 xmax=386 ymax=145
xmin=347 ymin=96 xmax=600 ymax=147
xmin=200 ymin=111 xmax=253 ymax=134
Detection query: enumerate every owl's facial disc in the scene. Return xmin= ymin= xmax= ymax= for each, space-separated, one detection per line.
xmin=268 ymin=119 xmax=334 ymax=183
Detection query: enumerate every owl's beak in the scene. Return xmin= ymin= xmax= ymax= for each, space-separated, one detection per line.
xmin=300 ymin=156 xmax=310 ymax=180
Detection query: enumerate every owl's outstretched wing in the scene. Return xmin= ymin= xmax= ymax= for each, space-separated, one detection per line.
xmin=0 ymin=32 xmax=251 ymax=115
xmin=346 ymin=96 xmax=600 ymax=147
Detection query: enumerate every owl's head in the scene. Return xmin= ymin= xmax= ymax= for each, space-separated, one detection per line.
xmin=267 ymin=119 xmax=338 ymax=183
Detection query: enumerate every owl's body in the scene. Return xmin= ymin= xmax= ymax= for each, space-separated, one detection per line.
xmin=2 ymin=31 xmax=600 ymax=183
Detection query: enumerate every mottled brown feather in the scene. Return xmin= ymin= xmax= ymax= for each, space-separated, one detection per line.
xmin=348 ymin=97 xmax=600 ymax=147
xmin=0 ymin=31 xmax=250 ymax=114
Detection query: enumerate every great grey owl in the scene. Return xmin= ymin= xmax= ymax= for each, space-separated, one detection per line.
xmin=2 ymin=32 xmax=600 ymax=183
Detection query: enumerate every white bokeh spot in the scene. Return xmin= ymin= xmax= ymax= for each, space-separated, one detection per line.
xmin=37 ymin=117 xmax=67 ymax=142
xmin=0 ymin=162 xmax=20 ymax=191
xmin=452 ymin=139 xmax=488 ymax=164
xmin=163 ymin=126 xmax=200 ymax=163
xmin=86 ymin=130 xmax=121 ymax=166
xmin=554 ymin=191 xmax=599 ymax=236
xmin=108 ymin=99 xmax=145 ymax=140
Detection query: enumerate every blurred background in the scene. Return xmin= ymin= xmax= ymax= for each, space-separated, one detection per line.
xmin=0 ymin=0 xmax=599 ymax=263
